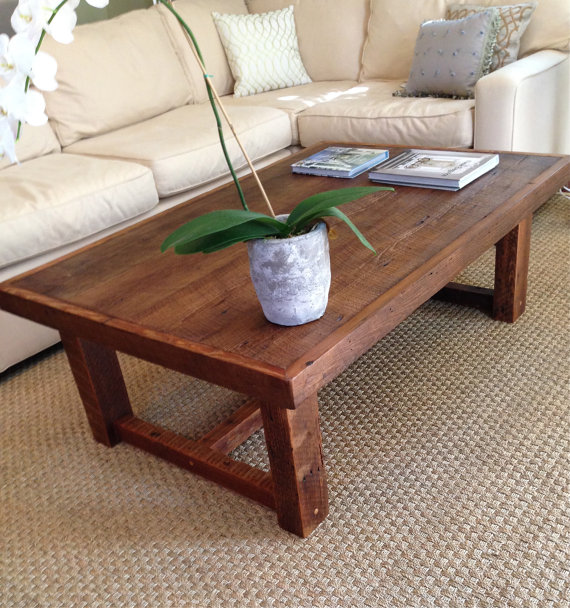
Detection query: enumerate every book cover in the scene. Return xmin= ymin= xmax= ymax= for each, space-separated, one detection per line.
xmin=368 ymin=149 xmax=499 ymax=190
xmin=292 ymin=146 xmax=389 ymax=178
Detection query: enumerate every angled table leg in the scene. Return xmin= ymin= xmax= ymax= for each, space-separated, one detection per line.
xmin=60 ymin=333 xmax=330 ymax=535
xmin=260 ymin=394 xmax=328 ymax=537
xmin=493 ymin=214 xmax=532 ymax=323
xmin=61 ymin=333 xmax=133 ymax=446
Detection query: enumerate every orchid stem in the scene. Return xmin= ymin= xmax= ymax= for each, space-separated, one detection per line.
xmin=158 ymin=0 xmax=276 ymax=217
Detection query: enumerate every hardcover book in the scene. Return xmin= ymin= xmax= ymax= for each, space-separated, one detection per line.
xmin=368 ymin=149 xmax=499 ymax=191
xmin=292 ymin=146 xmax=389 ymax=178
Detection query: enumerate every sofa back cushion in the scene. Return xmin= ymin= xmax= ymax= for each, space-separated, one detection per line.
xmin=361 ymin=0 xmax=570 ymax=81
xmin=247 ymin=0 xmax=369 ymax=81
xmin=361 ymin=0 xmax=450 ymax=81
xmin=159 ymin=0 xmax=249 ymax=100
xmin=360 ymin=0 xmax=454 ymax=80
xmin=0 ymin=123 xmax=61 ymax=171
xmin=43 ymin=6 xmax=194 ymax=147
xmin=517 ymin=0 xmax=569 ymax=56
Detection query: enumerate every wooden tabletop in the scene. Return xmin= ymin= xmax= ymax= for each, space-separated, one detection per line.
xmin=1 ymin=145 xmax=568 ymax=403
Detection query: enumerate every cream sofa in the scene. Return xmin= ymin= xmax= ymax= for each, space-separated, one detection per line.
xmin=0 ymin=0 xmax=568 ymax=373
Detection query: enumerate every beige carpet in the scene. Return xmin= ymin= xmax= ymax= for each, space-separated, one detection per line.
xmin=1 ymin=194 xmax=568 ymax=608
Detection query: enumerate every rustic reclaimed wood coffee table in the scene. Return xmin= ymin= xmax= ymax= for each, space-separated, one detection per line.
xmin=1 ymin=145 xmax=568 ymax=537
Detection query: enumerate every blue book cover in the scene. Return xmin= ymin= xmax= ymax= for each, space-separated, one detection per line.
xmin=292 ymin=146 xmax=389 ymax=178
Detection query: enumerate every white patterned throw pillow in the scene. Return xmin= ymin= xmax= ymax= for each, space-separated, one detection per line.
xmin=212 ymin=6 xmax=311 ymax=98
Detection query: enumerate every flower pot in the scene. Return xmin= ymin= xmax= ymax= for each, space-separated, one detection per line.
xmin=247 ymin=219 xmax=331 ymax=326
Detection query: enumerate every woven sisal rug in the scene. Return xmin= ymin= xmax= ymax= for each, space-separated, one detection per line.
xmin=1 ymin=194 xmax=568 ymax=608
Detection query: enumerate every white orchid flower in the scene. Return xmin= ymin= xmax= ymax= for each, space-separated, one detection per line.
xmin=0 ymin=34 xmax=35 ymax=82
xmin=11 ymin=0 xmax=79 ymax=45
xmin=29 ymin=51 xmax=58 ymax=90
xmin=0 ymin=115 xmax=18 ymax=163
xmin=44 ymin=0 xmax=78 ymax=45
xmin=0 ymin=34 xmax=58 ymax=91
xmin=3 ymin=0 xmax=109 ymax=163
xmin=0 ymin=34 xmax=19 ymax=82
xmin=22 ymin=90 xmax=47 ymax=126
xmin=0 ymin=74 xmax=47 ymax=126
xmin=11 ymin=0 xmax=41 ymax=43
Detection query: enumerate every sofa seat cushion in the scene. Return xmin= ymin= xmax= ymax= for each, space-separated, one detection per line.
xmin=223 ymin=81 xmax=357 ymax=143
xmin=0 ymin=154 xmax=158 ymax=269
xmin=64 ymin=103 xmax=293 ymax=198
xmin=297 ymin=81 xmax=476 ymax=149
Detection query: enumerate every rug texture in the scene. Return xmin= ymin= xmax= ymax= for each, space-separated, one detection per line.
xmin=1 ymin=194 xmax=568 ymax=608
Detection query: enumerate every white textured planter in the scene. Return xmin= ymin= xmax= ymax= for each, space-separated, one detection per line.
xmin=247 ymin=219 xmax=331 ymax=326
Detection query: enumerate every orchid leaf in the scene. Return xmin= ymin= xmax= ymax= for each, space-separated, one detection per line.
xmin=314 ymin=206 xmax=376 ymax=253
xmin=286 ymin=187 xmax=391 ymax=233
xmin=172 ymin=220 xmax=284 ymax=254
xmin=161 ymin=210 xmax=287 ymax=252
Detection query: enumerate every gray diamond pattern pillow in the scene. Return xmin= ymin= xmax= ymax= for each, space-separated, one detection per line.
xmin=394 ymin=9 xmax=500 ymax=100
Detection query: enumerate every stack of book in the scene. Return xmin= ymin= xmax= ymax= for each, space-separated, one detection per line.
xmin=367 ymin=149 xmax=499 ymax=191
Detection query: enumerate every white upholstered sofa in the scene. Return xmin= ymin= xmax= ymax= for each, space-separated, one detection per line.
xmin=1 ymin=0 xmax=568 ymax=372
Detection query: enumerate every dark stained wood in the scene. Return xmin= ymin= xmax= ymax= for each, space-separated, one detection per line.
xmin=493 ymin=214 xmax=532 ymax=323
xmin=115 ymin=416 xmax=275 ymax=509
xmin=60 ymin=333 xmax=132 ymax=446
xmin=432 ymin=282 xmax=494 ymax=313
xmin=199 ymin=399 xmax=263 ymax=455
xmin=0 ymin=287 xmax=295 ymax=404
xmin=259 ymin=394 xmax=328 ymax=538
xmin=432 ymin=215 xmax=533 ymax=321
xmin=1 ymin=148 xmax=567 ymax=388
xmin=1 ymin=145 xmax=569 ymax=537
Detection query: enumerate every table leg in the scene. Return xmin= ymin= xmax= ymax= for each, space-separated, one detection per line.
xmin=260 ymin=394 xmax=328 ymax=537
xmin=493 ymin=214 xmax=532 ymax=323
xmin=61 ymin=333 xmax=133 ymax=446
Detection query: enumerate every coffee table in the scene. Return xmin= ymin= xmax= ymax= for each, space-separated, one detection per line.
xmin=1 ymin=145 xmax=568 ymax=537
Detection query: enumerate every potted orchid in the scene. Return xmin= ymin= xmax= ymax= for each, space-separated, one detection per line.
xmin=0 ymin=0 xmax=392 ymax=325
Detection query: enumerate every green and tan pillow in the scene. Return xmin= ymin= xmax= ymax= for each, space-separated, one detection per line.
xmin=447 ymin=2 xmax=537 ymax=70
xmin=212 ymin=6 xmax=311 ymax=98
xmin=394 ymin=9 xmax=500 ymax=99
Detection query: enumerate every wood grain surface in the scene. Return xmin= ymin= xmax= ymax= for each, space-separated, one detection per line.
xmin=1 ymin=146 xmax=568 ymax=400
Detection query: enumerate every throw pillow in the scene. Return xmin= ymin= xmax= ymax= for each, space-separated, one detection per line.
xmin=394 ymin=9 xmax=500 ymax=100
xmin=212 ymin=6 xmax=311 ymax=98
xmin=447 ymin=3 xmax=537 ymax=71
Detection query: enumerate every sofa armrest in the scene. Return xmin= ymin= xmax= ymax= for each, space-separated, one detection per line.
xmin=474 ymin=50 xmax=570 ymax=154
